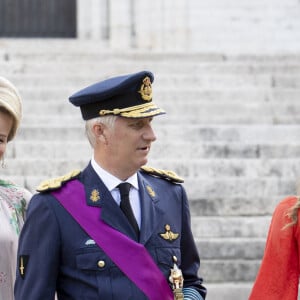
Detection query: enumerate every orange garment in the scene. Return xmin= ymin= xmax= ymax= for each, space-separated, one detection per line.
xmin=249 ymin=196 xmax=300 ymax=300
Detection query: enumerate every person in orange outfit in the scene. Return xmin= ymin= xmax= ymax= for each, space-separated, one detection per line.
xmin=249 ymin=196 xmax=300 ymax=300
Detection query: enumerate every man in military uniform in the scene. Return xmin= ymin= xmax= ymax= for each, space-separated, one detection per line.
xmin=15 ymin=70 xmax=207 ymax=300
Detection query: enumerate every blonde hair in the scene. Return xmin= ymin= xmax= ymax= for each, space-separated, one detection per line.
xmin=283 ymin=180 xmax=300 ymax=229
xmin=284 ymin=196 xmax=300 ymax=229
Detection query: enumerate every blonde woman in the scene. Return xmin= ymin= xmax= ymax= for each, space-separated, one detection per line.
xmin=249 ymin=195 xmax=300 ymax=300
xmin=0 ymin=77 xmax=31 ymax=300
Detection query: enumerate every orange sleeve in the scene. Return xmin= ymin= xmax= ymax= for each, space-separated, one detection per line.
xmin=249 ymin=196 xmax=300 ymax=300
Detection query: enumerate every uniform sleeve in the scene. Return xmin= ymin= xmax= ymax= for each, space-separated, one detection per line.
xmin=249 ymin=197 xmax=300 ymax=300
xmin=180 ymin=186 xmax=207 ymax=299
xmin=14 ymin=193 xmax=60 ymax=300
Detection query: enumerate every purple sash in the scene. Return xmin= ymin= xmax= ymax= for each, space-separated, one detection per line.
xmin=52 ymin=179 xmax=173 ymax=300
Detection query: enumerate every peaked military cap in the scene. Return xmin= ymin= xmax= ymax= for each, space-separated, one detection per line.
xmin=69 ymin=70 xmax=166 ymax=120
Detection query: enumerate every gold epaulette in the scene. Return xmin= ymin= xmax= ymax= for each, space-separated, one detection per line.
xmin=140 ymin=166 xmax=184 ymax=183
xmin=36 ymin=169 xmax=81 ymax=192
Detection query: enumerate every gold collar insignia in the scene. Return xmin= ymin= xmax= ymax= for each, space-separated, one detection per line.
xmin=146 ymin=185 xmax=155 ymax=197
xmin=90 ymin=189 xmax=100 ymax=202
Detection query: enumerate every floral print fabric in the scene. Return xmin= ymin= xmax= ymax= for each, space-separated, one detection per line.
xmin=0 ymin=179 xmax=31 ymax=300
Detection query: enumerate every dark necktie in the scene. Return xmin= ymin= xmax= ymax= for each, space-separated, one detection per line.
xmin=117 ymin=183 xmax=139 ymax=237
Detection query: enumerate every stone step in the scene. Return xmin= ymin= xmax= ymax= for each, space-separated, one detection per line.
xmin=19 ymin=115 xmax=300 ymax=128
xmin=6 ymin=149 xmax=300 ymax=179
xmin=151 ymin=142 xmax=300 ymax=159
xmin=148 ymin=159 xmax=300 ymax=179
xmin=197 ymin=237 xmax=267 ymax=259
xmin=17 ymin=107 xmax=300 ymax=126
xmin=6 ymin=72 xmax=300 ymax=89
xmin=16 ymin=87 xmax=300 ymax=103
xmin=201 ymin=258 xmax=260 ymax=282
xmin=2 ymin=172 xmax=290 ymax=215
xmin=1 ymin=43 xmax=300 ymax=79
xmin=5 ymin=73 xmax=300 ymax=92
xmin=9 ymin=140 xmax=300 ymax=159
xmin=9 ymin=141 xmax=91 ymax=159
xmin=204 ymin=282 xmax=252 ymax=300
xmin=3 ymin=59 xmax=300 ymax=79
xmin=1 ymin=38 xmax=300 ymax=60
xmin=205 ymin=282 xmax=300 ymax=300
xmin=0 ymin=39 xmax=296 ymax=58
xmin=2 ymin=37 xmax=300 ymax=289
xmin=19 ymin=97 xmax=300 ymax=113
xmin=189 ymin=195 xmax=284 ymax=216
xmin=186 ymin=177 xmax=295 ymax=200
xmin=1 ymin=169 xmax=295 ymax=211
xmin=4 ymin=156 xmax=300 ymax=180
xmin=154 ymin=124 xmax=300 ymax=143
xmin=14 ymin=124 xmax=300 ymax=143
xmin=192 ymin=217 xmax=270 ymax=239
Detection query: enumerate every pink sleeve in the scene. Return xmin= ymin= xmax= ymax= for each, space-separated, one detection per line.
xmin=249 ymin=196 xmax=300 ymax=300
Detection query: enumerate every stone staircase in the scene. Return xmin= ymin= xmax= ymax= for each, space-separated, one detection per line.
xmin=1 ymin=39 xmax=300 ymax=299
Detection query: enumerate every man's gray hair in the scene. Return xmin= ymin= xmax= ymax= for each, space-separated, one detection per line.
xmin=85 ymin=115 xmax=117 ymax=147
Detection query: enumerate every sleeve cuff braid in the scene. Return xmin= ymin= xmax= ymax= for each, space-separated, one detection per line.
xmin=182 ymin=287 xmax=204 ymax=300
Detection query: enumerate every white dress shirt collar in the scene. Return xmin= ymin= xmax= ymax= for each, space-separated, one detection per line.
xmin=91 ymin=157 xmax=139 ymax=191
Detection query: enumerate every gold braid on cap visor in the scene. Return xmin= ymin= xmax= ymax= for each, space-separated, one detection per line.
xmin=99 ymin=102 xmax=164 ymax=118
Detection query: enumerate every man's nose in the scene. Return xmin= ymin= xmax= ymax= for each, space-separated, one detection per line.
xmin=144 ymin=125 xmax=156 ymax=142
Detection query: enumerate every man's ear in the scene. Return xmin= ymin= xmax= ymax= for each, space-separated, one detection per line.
xmin=93 ymin=123 xmax=107 ymax=144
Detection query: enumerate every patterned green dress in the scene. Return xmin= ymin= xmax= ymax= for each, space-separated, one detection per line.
xmin=0 ymin=179 xmax=31 ymax=300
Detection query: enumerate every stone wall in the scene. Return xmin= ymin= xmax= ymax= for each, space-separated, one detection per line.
xmin=77 ymin=0 xmax=300 ymax=53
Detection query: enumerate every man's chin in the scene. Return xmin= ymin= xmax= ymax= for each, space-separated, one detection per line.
xmin=138 ymin=159 xmax=148 ymax=169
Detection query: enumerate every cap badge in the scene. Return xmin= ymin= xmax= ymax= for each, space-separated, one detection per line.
xmin=90 ymin=189 xmax=100 ymax=202
xmin=160 ymin=224 xmax=179 ymax=241
xmin=139 ymin=76 xmax=152 ymax=101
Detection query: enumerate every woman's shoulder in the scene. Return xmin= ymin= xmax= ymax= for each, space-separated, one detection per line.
xmin=0 ymin=179 xmax=32 ymax=202
xmin=275 ymin=196 xmax=298 ymax=212
xmin=270 ymin=196 xmax=299 ymax=230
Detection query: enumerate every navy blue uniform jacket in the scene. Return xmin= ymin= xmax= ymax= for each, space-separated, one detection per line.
xmin=15 ymin=163 xmax=206 ymax=299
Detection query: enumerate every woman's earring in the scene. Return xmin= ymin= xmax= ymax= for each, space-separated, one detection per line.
xmin=1 ymin=158 xmax=6 ymax=168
